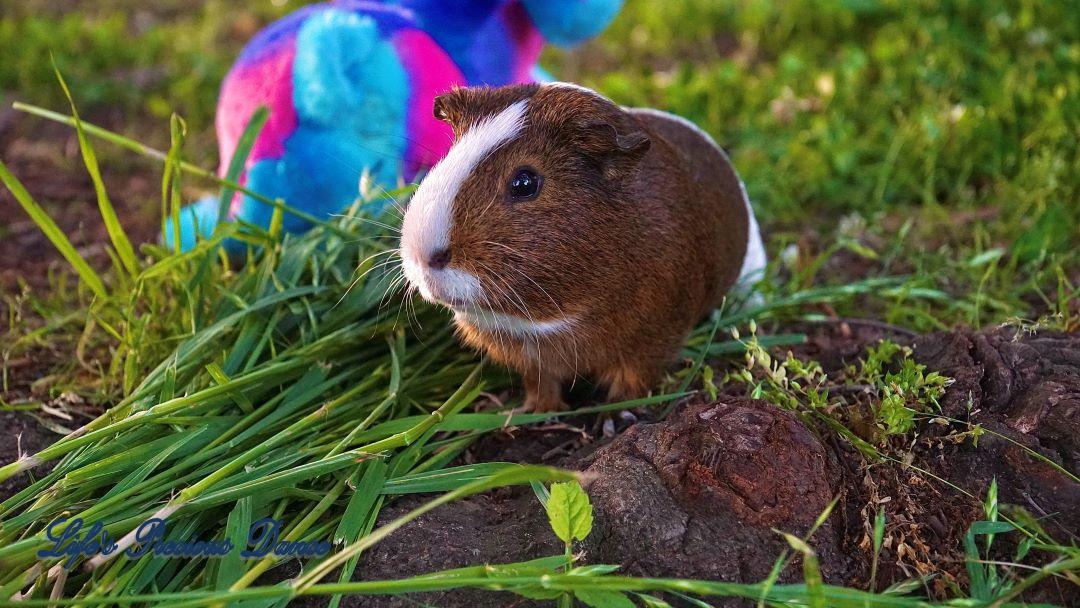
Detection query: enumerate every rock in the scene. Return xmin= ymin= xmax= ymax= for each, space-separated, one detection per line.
xmin=912 ymin=329 xmax=1080 ymax=531
xmin=302 ymin=398 xmax=844 ymax=608
xmin=581 ymin=399 xmax=845 ymax=586
xmin=909 ymin=328 xmax=1080 ymax=605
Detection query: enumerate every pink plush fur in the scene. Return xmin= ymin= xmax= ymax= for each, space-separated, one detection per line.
xmin=217 ymin=42 xmax=298 ymax=170
xmin=392 ymin=29 xmax=463 ymax=179
xmin=502 ymin=2 xmax=545 ymax=83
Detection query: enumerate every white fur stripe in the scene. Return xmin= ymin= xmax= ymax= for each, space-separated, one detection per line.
xmin=403 ymin=99 xmax=529 ymax=260
xmin=737 ymin=179 xmax=767 ymax=285
xmin=454 ymin=306 xmax=577 ymax=338
xmin=401 ymin=99 xmax=529 ymax=308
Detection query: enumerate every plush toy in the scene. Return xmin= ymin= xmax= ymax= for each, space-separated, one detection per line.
xmin=170 ymin=0 xmax=623 ymax=251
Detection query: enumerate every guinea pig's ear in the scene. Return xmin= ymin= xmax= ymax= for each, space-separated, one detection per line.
xmin=432 ymin=93 xmax=464 ymax=133
xmin=432 ymin=95 xmax=451 ymax=122
xmin=578 ymin=121 xmax=651 ymax=179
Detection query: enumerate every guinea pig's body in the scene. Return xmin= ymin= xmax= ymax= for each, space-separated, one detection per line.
xmin=401 ymin=83 xmax=765 ymax=411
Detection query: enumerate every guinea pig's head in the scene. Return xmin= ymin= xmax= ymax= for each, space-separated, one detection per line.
xmin=399 ymin=83 xmax=651 ymax=337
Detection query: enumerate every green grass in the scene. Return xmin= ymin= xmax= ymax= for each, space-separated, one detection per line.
xmin=2 ymin=0 xmax=1075 ymax=327
xmin=0 ymin=3 xmax=292 ymax=133
xmin=1 ymin=0 xmax=1078 ymax=605
xmin=554 ymin=0 xmax=1079 ymax=331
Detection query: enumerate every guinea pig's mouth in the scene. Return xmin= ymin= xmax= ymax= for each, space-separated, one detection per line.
xmin=400 ymin=253 xmax=483 ymax=308
xmin=400 ymin=253 xmax=577 ymax=337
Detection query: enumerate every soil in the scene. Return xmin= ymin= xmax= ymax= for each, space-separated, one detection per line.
xmin=282 ymin=326 xmax=1079 ymax=608
xmin=0 ymin=411 xmax=58 ymax=506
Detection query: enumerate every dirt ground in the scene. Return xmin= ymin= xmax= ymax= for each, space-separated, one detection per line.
xmin=1 ymin=324 xmax=1076 ymax=605
xmin=253 ymin=326 xmax=1080 ymax=607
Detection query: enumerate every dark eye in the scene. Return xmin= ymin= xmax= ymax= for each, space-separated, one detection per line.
xmin=508 ymin=167 xmax=542 ymax=201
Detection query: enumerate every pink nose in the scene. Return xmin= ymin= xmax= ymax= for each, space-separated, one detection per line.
xmin=427 ymin=247 xmax=452 ymax=270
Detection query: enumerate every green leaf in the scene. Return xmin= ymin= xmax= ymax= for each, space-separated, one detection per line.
xmin=969 ymin=520 xmax=1014 ymax=535
xmin=335 ymin=460 xmax=387 ymax=544
xmin=966 ymin=248 xmax=1005 ymax=268
xmin=670 ymin=593 xmax=716 ymax=608
xmin=872 ymin=507 xmax=886 ymax=552
xmin=205 ymin=362 xmax=254 ymax=413
xmin=637 ymin=594 xmax=673 ymax=608
xmin=163 ymin=113 xmax=186 ymax=254
xmin=780 ymin=532 xmax=813 ymax=555
xmin=531 ymin=479 xmax=551 ymax=507
xmin=963 ymin=527 xmax=989 ymax=600
xmin=383 ymin=462 xmax=518 ymax=494
xmin=216 ymin=495 xmax=253 ymax=590
xmin=101 ymin=428 xmax=202 ymax=500
xmin=546 ymin=479 xmax=593 ymax=544
xmin=576 ymin=589 xmax=637 ymax=608
xmin=841 ymin=237 xmax=879 ymax=260
xmin=877 ymin=393 xmax=915 ymax=435
xmin=1015 ymin=537 xmax=1033 ymax=562
xmin=881 ymin=578 xmax=925 ymax=595
xmin=781 ymin=532 xmax=823 ymax=608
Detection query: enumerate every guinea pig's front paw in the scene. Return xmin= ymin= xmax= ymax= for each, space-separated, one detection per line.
xmin=521 ymin=391 xmax=568 ymax=414
xmin=519 ymin=374 xmax=568 ymax=413
xmin=601 ymin=364 xmax=654 ymax=403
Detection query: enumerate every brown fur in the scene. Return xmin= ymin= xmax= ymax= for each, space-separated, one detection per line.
xmin=420 ymin=84 xmax=749 ymax=411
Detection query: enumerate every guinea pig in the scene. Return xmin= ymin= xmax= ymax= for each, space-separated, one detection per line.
xmin=400 ymin=82 xmax=766 ymax=412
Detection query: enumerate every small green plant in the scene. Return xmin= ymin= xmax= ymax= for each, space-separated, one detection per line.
xmin=951 ymin=480 xmax=1080 ymax=604
xmin=532 ymin=480 xmax=642 ymax=607
xmin=869 ymin=507 xmax=887 ymax=593
xmin=726 ymin=321 xmax=831 ymax=412
xmin=546 ymin=480 xmax=595 ymax=567
xmin=851 ymin=341 xmax=951 ymax=438
xmin=726 ymin=329 xmax=953 ymax=451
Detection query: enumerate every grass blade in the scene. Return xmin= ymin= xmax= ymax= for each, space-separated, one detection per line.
xmin=215 ymin=496 xmax=252 ymax=591
xmin=217 ymin=106 xmax=268 ymax=226
xmin=0 ymin=160 xmax=107 ymax=298
xmin=52 ymin=60 xmax=140 ymax=277
xmin=11 ymin=102 xmax=351 ymax=237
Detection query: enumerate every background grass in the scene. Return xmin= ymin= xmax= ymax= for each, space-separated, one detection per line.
xmin=2 ymin=0 xmax=1075 ymax=332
